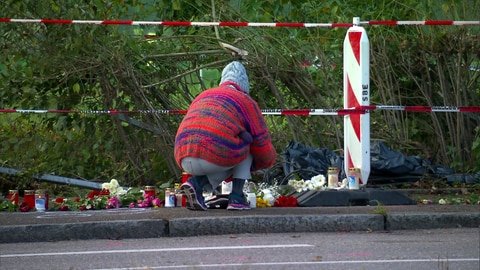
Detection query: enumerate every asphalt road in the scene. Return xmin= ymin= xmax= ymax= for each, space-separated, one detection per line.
xmin=1 ymin=228 xmax=479 ymax=270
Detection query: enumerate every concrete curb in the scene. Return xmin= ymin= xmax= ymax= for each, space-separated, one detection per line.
xmin=386 ymin=212 xmax=480 ymax=230
xmin=0 ymin=220 xmax=168 ymax=243
xmin=1 ymin=212 xmax=479 ymax=243
xmin=169 ymin=214 xmax=384 ymax=237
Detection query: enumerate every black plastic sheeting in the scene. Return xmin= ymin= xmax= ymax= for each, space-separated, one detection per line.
xmin=279 ymin=140 xmax=480 ymax=185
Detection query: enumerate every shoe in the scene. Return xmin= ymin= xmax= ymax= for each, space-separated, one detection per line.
xmin=205 ymin=194 xmax=229 ymax=209
xmin=227 ymin=193 xmax=251 ymax=210
xmin=180 ymin=177 xmax=207 ymax=211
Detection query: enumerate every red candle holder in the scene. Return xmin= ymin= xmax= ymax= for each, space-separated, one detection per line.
xmin=23 ymin=190 xmax=35 ymax=209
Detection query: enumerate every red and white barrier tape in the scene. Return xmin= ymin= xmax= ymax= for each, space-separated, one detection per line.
xmin=365 ymin=20 xmax=480 ymax=26
xmin=0 ymin=18 xmax=479 ymax=28
xmin=1 ymin=106 xmax=479 ymax=116
xmin=0 ymin=109 xmax=187 ymax=115
xmin=362 ymin=105 xmax=480 ymax=113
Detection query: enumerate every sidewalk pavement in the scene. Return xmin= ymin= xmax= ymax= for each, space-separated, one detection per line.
xmin=1 ymin=204 xmax=479 ymax=243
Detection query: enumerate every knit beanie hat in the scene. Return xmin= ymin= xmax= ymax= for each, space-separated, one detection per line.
xmin=219 ymin=61 xmax=250 ymax=94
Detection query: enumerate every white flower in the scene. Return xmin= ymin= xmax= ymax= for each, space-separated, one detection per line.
xmin=288 ymin=175 xmax=327 ymax=192
xmin=311 ymin=174 xmax=326 ymax=186
xmin=438 ymin=199 xmax=447 ymax=205
xmin=109 ymin=179 xmax=119 ymax=188
xmin=305 ymin=180 xmax=314 ymax=191
xmin=309 ymin=174 xmax=326 ymax=190
xmin=101 ymin=182 xmax=111 ymax=190
xmin=262 ymin=189 xmax=275 ymax=205
xmin=101 ymin=179 xmax=127 ymax=196
xmin=288 ymin=179 xmax=306 ymax=193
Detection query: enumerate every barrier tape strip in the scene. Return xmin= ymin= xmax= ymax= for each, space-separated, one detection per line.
xmin=1 ymin=18 xmax=479 ymax=28
xmin=366 ymin=20 xmax=480 ymax=26
xmin=1 ymin=106 xmax=479 ymax=116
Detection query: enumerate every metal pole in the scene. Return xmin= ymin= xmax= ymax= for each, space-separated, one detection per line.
xmin=0 ymin=166 xmax=102 ymax=189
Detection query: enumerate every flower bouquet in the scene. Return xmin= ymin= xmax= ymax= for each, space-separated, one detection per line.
xmin=51 ymin=179 xmax=163 ymax=211
xmin=250 ymin=181 xmax=298 ymax=208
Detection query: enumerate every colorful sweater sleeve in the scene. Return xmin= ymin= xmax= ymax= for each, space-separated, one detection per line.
xmin=245 ymin=101 xmax=277 ymax=171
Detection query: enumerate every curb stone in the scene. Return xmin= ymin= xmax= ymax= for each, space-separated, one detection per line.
xmin=386 ymin=212 xmax=480 ymax=230
xmin=1 ymin=210 xmax=479 ymax=243
xmin=0 ymin=220 xmax=168 ymax=243
xmin=168 ymin=214 xmax=384 ymax=237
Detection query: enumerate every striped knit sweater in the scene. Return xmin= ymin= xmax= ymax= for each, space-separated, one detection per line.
xmin=174 ymin=82 xmax=277 ymax=171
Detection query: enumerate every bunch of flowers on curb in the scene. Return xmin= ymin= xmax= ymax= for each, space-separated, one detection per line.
xmin=250 ymin=182 xmax=279 ymax=208
xmin=129 ymin=191 xmax=162 ymax=208
xmin=252 ymin=172 xmax=350 ymax=207
xmin=287 ymin=173 xmax=351 ymax=192
xmin=51 ymin=179 xmax=164 ymax=211
xmin=274 ymin=195 xmax=298 ymax=207
xmin=250 ymin=181 xmax=298 ymax=208
xmin=288 ymin=174 xmax=327 ymax=193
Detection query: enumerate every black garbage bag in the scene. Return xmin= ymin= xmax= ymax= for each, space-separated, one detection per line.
xmin=370 ymin=141 xmax=426 ymax=176
xmin=427 ymin=164 xmax=456 ymax=177
xmin=277 ymin=140 xmax=478 ymax=185
xmin=370 ymin=141 xmax=458 ymax=182
xmin=282 ymin=141 xmax=345 ymax=182
xmin=445 ymin=172 xmax=480 ymax=184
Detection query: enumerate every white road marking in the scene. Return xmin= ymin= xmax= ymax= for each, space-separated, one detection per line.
xmin=89 ymin=258 xmax=480 ymax=270
xmin=0 ymin=244 xmax=313 ymax=258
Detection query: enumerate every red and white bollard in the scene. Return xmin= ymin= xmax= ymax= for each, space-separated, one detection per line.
xmin=343 ymin=17 xmax=370 ymax=185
